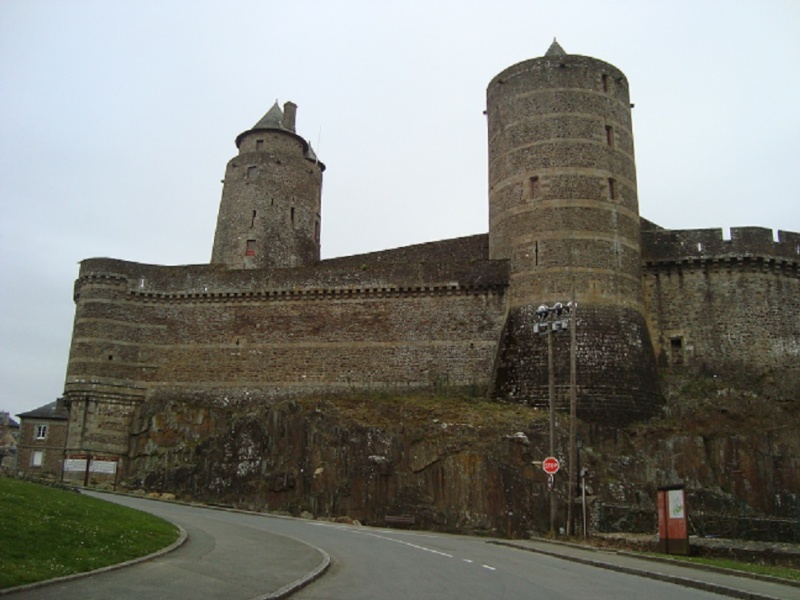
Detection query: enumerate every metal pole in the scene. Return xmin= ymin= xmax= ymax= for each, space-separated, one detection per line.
xmin=548 ymin=326 xmax=556 ymax=535
xmin=567 ymin=305 xmax=577 ymax=534
xmin=581 ymin=469 xmax=587 ymax=538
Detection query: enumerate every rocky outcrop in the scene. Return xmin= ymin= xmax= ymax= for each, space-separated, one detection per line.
xmin=124 ymin=372 xmax=800 ymax=540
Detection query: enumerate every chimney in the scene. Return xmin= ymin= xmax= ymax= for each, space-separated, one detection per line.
xmin=283 ymin=101 xmax=297 ymax=132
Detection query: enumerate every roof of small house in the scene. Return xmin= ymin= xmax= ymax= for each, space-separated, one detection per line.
xmin=17 ymin=400 xmax=68 ymax=421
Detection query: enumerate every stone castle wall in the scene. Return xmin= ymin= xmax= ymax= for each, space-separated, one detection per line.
xmin=642 ymin=227 xmax=800 ymax=382
xmin=62 ymin=235 xmax=509 ymax=479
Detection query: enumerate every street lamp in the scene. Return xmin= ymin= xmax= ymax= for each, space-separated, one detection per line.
xmin=534 ymin=301 xmax=577 ymax=535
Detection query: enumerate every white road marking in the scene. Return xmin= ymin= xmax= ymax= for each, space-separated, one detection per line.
xmin=308 ymin=522 xmax=497 ymax=571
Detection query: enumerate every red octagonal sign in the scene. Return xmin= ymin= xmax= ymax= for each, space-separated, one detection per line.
xmin=542 ymin=456 xmax=560 ymax=475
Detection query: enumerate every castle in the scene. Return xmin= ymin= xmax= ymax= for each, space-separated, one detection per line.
xmin=60 ymin=42 xmax=799 ymax=486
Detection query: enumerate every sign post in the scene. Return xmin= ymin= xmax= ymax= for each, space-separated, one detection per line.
xmin=542 ymin=455 xmax=560 ymax=528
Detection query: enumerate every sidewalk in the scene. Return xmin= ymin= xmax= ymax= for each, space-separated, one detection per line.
xmin=493 ymin=538 xmax=800 ymax=600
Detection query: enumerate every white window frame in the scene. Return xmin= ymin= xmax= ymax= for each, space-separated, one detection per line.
xmin=36 ymin=424 xmax=48 ymax=440
xmin=31 ymin=450 xmax=44 ymax=467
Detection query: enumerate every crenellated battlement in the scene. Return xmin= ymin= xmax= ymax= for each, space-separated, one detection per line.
xmin=642 ymin=226 xmax=800 ymax=266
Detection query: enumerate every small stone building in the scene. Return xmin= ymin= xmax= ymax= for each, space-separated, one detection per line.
xmin=16 ymin=400 xmax=68 ymax=480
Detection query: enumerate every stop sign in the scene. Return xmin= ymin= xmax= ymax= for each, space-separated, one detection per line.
xmin=542 ymin=456 xmax=560 ymax=475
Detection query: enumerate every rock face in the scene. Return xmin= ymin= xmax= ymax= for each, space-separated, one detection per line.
xmin=125 ymin=372 xmax=800 ymax=540
xmin=129 ymin=395 xmax=552 ymax=537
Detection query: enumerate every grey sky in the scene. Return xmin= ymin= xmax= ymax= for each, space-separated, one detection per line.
xmin=1 ymin=0 xmax=798 ymax=418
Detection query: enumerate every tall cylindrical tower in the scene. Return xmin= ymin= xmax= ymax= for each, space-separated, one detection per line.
xmin=211 ymin=101 xmax=324 ymax=269
xmin=488 ymin=41 xmax=661 ymax=422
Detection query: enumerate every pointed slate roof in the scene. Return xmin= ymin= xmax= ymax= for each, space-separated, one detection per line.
xmin=545 ymin=38 xmax=567 ymax=57
xmin=253 ymin=101 xmax=285 ymax=130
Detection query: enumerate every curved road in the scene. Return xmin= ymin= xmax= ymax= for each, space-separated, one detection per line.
xmin=7 ymin=493 xmax=760 ymax=599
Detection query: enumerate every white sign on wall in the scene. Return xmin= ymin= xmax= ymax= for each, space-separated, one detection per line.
xmin=668 ymin=489 xmax=685 ymax=519
xmin=90 ymin=460 xmax=118 ymax=474
xmin=64 ymin=458 xmax=87 ymax=472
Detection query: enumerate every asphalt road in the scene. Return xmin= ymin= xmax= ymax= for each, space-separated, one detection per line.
xmin=5 ymin=493 xmax=762 ymax=600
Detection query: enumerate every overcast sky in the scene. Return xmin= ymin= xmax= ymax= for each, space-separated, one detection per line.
xmin=1 ymin=0 xmax=798 ymax=419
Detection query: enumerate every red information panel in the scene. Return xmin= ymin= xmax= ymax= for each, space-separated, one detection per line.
xmin=657 ymin=485 xmax=689 ymax=555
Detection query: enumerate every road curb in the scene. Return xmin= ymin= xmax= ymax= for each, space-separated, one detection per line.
xmin=491 ymin=540 xmax=785 ymax=600
xmin=258 ymin=543 xmax=331 ymax=600
xmin=0 ymin=525 xmax=187 ymax=596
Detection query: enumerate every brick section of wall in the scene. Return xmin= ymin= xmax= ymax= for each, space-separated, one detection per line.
xmin=491 ymin=304 xmax=661 ymax=423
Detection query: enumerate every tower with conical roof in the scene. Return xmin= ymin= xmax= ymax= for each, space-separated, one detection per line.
xmin=487 ymin=40 xmax=661 ymax=421
xmin=211 ymin=101 xmax=324 ymax=269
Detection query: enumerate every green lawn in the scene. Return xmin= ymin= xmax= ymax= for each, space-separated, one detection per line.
xmin=0 ymin=477 xmax=180 ymax=589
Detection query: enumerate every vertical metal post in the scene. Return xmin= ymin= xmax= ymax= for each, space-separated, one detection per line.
xmin=567 ymin=305 xmax=577 ymax=534
xmin=548 ymin=326 xmax=556 ymax=534
xmin=581 ymin=469 xmax=588 ymax=538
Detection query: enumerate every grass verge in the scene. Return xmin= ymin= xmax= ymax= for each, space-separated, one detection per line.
xmin=668 ymin=555 xmax=800 ymax=582
xmin=0 ymin=477 xmax=180 ymax=589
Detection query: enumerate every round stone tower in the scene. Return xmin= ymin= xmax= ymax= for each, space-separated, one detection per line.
xmin=488 ymin=41 xmax=661 ymax=422
xmin=211 ymin=101 xmax=324 ymax=269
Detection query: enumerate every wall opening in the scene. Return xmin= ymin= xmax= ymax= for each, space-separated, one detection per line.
xmin=534 ymin=240 xmax=539 ymax=266
xmin=608 ymin=178 xmax=616 ymax=200
xmin=605 ymin=125 xmax=614 ymax=146
xmin=256 ymin=140 xmax=264 ymax=151
xmin=251 ymin=210 xmax=256 ymax=228
xmin=36 ymin=424 xmax=48 ymax=440
xmin=669 ymin=337 xmax=684 ymax=366
xmin=247 ymin=166 xmax=257 ymax=180
xmin=529 ymin=176 xmax=540 ymax=199
xmin=290 ymin=207 xmax=295 ymax=225
xmin=602 ymin=73 xmax=609 ymax=93
xmin=245 ymin=239 xmax=256 ymax=256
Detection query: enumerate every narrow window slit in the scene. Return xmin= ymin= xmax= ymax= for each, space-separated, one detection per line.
xmin=529 ymin=176 xmax=540 ymax=199
xmin=605 ymin=125 xmax=614 ymax=146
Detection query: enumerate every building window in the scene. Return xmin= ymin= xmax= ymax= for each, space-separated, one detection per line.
xmin=36 ymin=424 xmax=48 ymax=440
xmin=247 ymin=166 xmax=257 ymax=180
xmin=529 ymin=176 xmax=540 ymax=199
xmin=256 ymin=140 xmax=264 ymax=151
xmin=290 ymin=207 xmax=295 ymax=225
xmin=602 ymin=73 xmax=609 ymax=93
xmin=608 ymin=178 xmax=616 ymax=200
xmin=245 ymin=239 xmax=256 ymax=256
xmin=31 ymin=450 xmax=44 ymax=467
xmin=605 ymin=125 xmax=614 ymax=146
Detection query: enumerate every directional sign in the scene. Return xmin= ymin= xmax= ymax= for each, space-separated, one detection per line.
xmin=542 ymin=456 xmax=560 ymax=475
